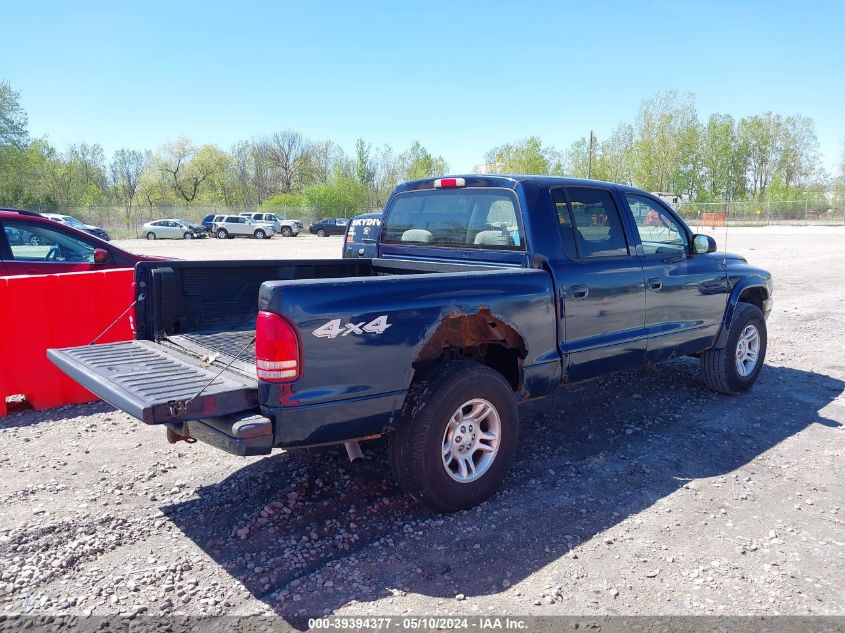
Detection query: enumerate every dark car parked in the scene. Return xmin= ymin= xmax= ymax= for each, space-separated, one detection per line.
xmin=201 ymin=214 xmax=215 ymax=233
xmin=342 ymin=212 xmax=382 ymax=258
xmin=1 ymin=208 xmax=166 ymax=275
xmin=309 ymin=217 xmax=348 ymax=237
xmin=42 ymin=213 xmax=111 ymax=241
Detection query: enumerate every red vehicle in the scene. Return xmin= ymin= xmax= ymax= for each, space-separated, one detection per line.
xmin=0 ymin=209 xmax=163 ymax=275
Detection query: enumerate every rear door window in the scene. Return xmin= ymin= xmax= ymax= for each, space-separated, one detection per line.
xmin=565 ymin=187 xmax=629 ymax=258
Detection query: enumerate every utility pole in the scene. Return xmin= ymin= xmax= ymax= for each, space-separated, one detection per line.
xmin=587 ymin=130 xmax=594 ymax=179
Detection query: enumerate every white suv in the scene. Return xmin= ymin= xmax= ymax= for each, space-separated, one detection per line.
xmin=238 ymin=212 xmax=303 ymax=237
xmin=212 ymin=215 xmax=275 ymax=239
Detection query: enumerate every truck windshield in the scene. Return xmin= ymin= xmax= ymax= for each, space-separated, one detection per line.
xmin=382 ymin=188 xmax=523 ymax=250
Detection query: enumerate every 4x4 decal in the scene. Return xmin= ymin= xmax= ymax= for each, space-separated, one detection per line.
xmin=312 ymin=315 xmax=391 ymax=339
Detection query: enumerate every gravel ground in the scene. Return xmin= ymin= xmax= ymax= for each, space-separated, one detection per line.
xmin=1 ymin=226 xmax=843 ymax=619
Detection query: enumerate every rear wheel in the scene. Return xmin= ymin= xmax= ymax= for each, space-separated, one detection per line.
xmin=281 ymin=226 xmax=293 ymax=237
xmin=317 ymin=229 xmax=327 ymax=237
xmin=701 ymin=302 xmax=767 ymax=394
xmin=216 ymin=229 xmax=228 ymax=239
xmin=254 ymin=229 xmax=266 ymax=239
xmin=146 ymin=232 xmax=156 ymax=240
xmin=389 ymin=361 xmax=519 ymax=512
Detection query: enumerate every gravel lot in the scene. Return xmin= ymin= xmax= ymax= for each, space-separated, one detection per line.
xmin=1 ymin=226 xmax=843 ymax=619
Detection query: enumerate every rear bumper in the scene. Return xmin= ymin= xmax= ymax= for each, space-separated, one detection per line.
xmin=168 ymin=391 xmax=403 ymax=455
xmin=263 ymin=390 xmax=405 ymax=448
xmin=168 ymin=411 xmax=274 ymax=456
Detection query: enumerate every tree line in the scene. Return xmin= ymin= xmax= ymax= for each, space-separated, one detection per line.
xmin=484 ymin=91 xmax=834 ymax=204
xmin=1 ymin=81 xmax=841 ymax=226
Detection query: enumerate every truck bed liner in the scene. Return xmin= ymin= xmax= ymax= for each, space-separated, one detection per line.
xmin=47 ymin=340 xmax=258 ymax=424
xmin=166 ymin=329 xmax=256 ymax=378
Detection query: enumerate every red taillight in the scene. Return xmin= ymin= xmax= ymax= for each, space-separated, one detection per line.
xmin=255 ymin=311 xmax=300 ymax=382
xmin=433 ymin=177 xmax=466 ymax=188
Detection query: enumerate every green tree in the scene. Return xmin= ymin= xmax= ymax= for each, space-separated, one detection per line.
xmin=699 ymin=114 xmax=746 ymax=201
xmin=738 ymin=113 xmax=782 ymax=198
xmin=400 ymin=141 xmax=447 ymax=180
xmin=355 ymin=138 xmax=375 ymax=186
xmin=156 ymin=138 xmax=227 ymax=203
xmin=631 ymin=91 xmax=700 ymax=194
xmin=301 ymin=172 xmax=367 ymax=218
xmin=483 ymin=136 xmax=559 ymax=175
xmin=777 ymin=115 xmax=820 ymax=193
xmin=564 ymin=137 xmax=591 ymax=178
xmin=0 ymin=81 xmax=28 ymax=149
xmin=594 ymin=123 xmax=634 ymax=183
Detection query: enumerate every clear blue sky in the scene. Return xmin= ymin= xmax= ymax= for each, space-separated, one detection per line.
xmin=4 ymin=0 xmax=844 ymax=173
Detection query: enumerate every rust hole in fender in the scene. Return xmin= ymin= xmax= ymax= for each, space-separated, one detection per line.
xmin=416 ymin=308 xmax=527 ymax=362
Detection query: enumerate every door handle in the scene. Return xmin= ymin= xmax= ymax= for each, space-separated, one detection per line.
xmin=569 ymin=284 xmax=589 ymax=299
xmin=648 ymin=277 xmax=663 ymax=290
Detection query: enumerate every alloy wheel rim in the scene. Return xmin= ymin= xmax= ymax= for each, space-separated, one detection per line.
xmin=441 ymin=398 xmax=501 ymax=483
xmin=735 ymin=324 xmax=760 ymax=377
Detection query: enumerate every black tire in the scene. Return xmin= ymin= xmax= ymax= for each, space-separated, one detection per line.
xmin=281 ymin=226 xmax=293 ymax=237
xmin=216 ymin=229 xmax=228 ymax=239
xmin=146 ymin=232 xmax=156 ymax=240
xmin=701 ymin=302 xmax=767 ymax=394
xmin=254 ymin=229 xmax=266 ymax=239
xmin=317 ymin=229 xmax=327 ymax=237
xmin=389 ymin=361 xmax=519 ymax=512
xmin=182 ymin=232 xmax=193 ymax=240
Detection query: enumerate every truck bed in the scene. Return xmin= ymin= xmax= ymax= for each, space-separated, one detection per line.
xmin=50 ymin=258 xmax=504 ymax=424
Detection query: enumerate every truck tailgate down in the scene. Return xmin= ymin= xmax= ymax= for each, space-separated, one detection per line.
xmin=47 ymin=341 xmax=258 ymax=424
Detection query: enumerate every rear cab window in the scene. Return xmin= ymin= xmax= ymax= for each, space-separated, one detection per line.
xmin=382 ymin=188 xmax=525 ymax=251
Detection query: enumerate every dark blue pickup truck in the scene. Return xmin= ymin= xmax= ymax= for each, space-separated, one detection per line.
xmin=49 ymin=175 xmax=772 ymax=511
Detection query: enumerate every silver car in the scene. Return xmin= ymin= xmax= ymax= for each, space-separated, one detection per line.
xmin=142 ymin=219 xmax=200 ymax=240
xmin=238 ymin=212 xmax=303 ymax=237
xmin=212 ymin=215 xmax=275 ymax=239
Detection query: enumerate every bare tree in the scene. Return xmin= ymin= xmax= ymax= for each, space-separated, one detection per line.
xmin=261 ymin=130 xmax=313 ymax=193
xmin=110 ymin=148 xmax=146 ymax=226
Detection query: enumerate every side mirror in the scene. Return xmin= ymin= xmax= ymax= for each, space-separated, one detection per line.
xmin=692 ymin=234 xmax=717 ymax=255
xmin=93 ymin=248 xmax=110 ymax=264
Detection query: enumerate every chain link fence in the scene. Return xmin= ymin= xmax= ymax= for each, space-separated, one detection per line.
xmin=35 ymin=197 xmax=845 ymax=239
xmin=676 ymin=199 xmax=845 ymax=228
xmin=36 ymin=205 xmax=373 ymax=239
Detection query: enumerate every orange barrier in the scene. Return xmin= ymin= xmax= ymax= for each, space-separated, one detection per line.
xmin=0 ymin=268 xmax=134 ymax=417
xmin=701 ymin=212 xmax=726 ymax=227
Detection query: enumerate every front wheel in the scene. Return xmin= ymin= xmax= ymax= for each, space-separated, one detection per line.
xmin=146 ymin=232 xmax=156 ymax=240
xmin=281 ymin=226 xmax=293 ymax=237
xmin=183 ymin=232 xmax=193 ymax=240
xmin=317 ymin=229 xmax=327 ymax=237
xmin=254 ymin=229 xmax=266 ymax=239
xmin=701 ymin=302 xmax=767 ymax=394
xmin=389 ymin=361 xmax=519 ymax=512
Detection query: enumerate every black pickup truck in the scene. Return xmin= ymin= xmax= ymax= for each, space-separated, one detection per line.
xmin=50 ymin=176 xmax=773 ymax=511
